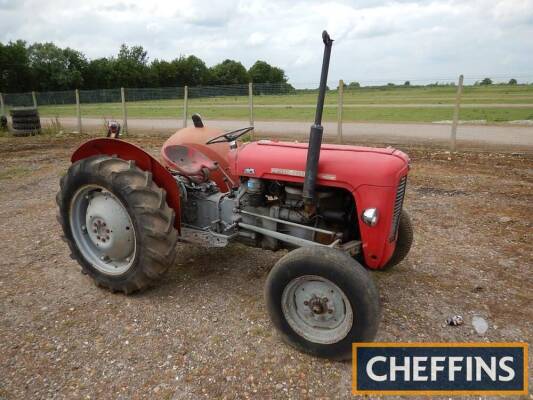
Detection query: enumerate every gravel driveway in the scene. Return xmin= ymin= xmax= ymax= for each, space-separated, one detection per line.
xmin=0 ymin=134 xmax=531 ymax=399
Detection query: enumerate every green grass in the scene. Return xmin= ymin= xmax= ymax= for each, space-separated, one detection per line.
xmin=203 ymin=106 xmax=533 ymax=123
xmin=34 ymin=84 xmax=533 ymax=123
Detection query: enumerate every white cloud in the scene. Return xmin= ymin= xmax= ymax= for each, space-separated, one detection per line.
xmin=247 ymin=32 xmax=268 ymax=46
xmin=1 ymin=0 xmax=533 ymax=85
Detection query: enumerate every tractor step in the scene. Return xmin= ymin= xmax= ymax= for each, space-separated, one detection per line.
xmin=179 ymin=226 xmax=234 ymax=248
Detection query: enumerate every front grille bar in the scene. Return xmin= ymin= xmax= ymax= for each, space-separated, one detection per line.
xmin=389 ymin=176 xmax=407 ymax=242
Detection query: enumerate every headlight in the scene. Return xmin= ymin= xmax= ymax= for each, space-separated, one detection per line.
xmin=362 ymin=208 xmax=379 ymax=226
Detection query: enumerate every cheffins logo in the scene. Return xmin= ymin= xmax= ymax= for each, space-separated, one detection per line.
xmin=353 ymin=343 xmax=528 ymax=395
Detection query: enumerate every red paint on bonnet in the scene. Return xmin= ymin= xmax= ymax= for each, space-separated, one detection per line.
xmin=71 ymin=138 xmax=180 ymax=232
xmin=233 ymin=140 xmax=410 ymax=269
xmin=233 ymin=140 xmax=408 ymax=190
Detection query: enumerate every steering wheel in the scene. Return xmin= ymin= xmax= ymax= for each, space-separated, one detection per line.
xmin=205 ymin=126 xmax=254 ymax=145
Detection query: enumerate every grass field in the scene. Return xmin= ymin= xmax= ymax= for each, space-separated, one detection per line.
xmin=32 ymin=84 xmax=533 ymax=123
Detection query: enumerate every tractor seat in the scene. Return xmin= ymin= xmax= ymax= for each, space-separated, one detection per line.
xmin=162 ymin=144 xmax=217 ymax=182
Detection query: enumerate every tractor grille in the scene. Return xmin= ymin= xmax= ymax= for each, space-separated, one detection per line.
xmin=389 ymin=176 xmax=407 ymax=242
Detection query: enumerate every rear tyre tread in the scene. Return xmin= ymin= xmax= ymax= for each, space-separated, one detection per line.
xmin=9 ymin=108 xmax=39 ymax=118
xmin=57 ymin=155 xmax=178 ymax=294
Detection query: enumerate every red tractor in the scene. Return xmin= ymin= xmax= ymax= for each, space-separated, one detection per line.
xmin=57 ymin=32 xmax=413 ymax=360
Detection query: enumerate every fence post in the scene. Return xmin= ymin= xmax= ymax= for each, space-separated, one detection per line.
xmin=450 ymin=74 xmax=464 ymax=152
xmin=337 ymin=79 xmax=344 ymax=144
xmin=248 ymin=82 xmax=254 ymax=133
xmin=183 ymin=85 xmax=188 ymax=128
xmin=32 ymin=91 xmax=37 ymax=108
xmin=75 ymin=89 xmax=82 ymax=134
xmin=0 ymin=92 xmax=5 ymax=117
xmin=121 ymin=87 xmax=128 ymax=134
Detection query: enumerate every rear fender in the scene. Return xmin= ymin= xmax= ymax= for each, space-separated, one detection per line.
xmin=71 ymin=138 xmax=180 ymax=232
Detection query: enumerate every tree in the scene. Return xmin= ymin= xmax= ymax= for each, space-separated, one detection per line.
xmin=248 ymin=60 xmax=287 ymax=84
xmin=118 ymin=44 xmax=148 ymax=65
xmin=480 ymin=77 xmax=493 ymax=85
xmin=84 ymin=58 xmax=116 ymax=89
xmin=0 ymin=40 xmax=289 ymax=91
xmin=174 ymin=55 xmax=209 ymax=86
xmin=269 ymin=66 xmax=286 ymax=83
xmin=114 ymin=44 xmax=152 ymax=87
xmin=208 ymin=59 xmax=248 ymax=85
xmin=347 ymin=81 xmax=360 ymax=89
xmin=151 ymin=59 xmax=178 ymax=87
xmin=404 ymin=80 xmax=410 ymax=86
xmin=0 ymin=40 xmax=33 ymax=92
xmin=28 ymin=43 xmax=88 ymax=90
xmin=62 ymin=47 xmax=88 ymax=88
xmin=508 ymin=78 xmax=517 ymax=85
xmin=151 ymin=56 xmax=210 ymax=87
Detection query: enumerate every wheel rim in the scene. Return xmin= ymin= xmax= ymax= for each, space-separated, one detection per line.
xmin=69 ymin=185 xmax=136 ymax=276
xmin=281 ymin=275 xmax=353 ymax=344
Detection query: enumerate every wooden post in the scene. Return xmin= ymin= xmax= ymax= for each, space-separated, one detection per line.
xmin=31 ymin=91 xmax=37 ymax=108
xmin=183 ymin=85 xmax=188 ymax=128
xmin=75 ymin=89 xmax=82 ymax=134
xmin=450 ymin=74 xmax=464 ymax=152
xmin=0 ymin=92 xmax=5 ymax=117
xmin=248 ymin=82 xmax=254 ymax=132
xmin=121 ymin=87 xmax=128 ymax=134
xmin=337 ymin=79 xmax=344 ymax=143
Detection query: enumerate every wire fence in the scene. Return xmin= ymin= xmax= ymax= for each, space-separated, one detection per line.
xmin=2 ymin=80 xmax=532 ymax=107
xmin=0 ymin=82 xmax=299 ymax=107
xmin=0 ymin=77 xmax=532 ymax=150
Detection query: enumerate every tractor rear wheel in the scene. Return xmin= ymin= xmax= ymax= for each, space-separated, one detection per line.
xmin=384 ymin=209 xmax=413 ymax=269
xmin=56 ymin=155 xmax=178 ymax=294
xmin=265 ymin=247 xmax=380 ymax=360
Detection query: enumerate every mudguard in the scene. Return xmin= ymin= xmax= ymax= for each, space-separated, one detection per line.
xmin=71 ymin=138 xmax=180 ymax=232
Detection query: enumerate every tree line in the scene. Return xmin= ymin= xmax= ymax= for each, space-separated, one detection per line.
xmin=0 ymin=41 xmax=289 ymax=93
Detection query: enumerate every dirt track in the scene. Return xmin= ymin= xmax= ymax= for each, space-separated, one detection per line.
xmin=43 ymin=117 xmax=533 ymax=149
xmin=0 ymin=134 xmax=532 ymax=399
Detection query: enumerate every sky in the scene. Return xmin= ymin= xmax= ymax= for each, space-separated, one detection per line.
xmin=1 ymin=0 xmax=533 ymax=87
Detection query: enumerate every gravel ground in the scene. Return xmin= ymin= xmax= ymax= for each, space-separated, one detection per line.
xmin=0 ymin=134 xmax=531 ymax=399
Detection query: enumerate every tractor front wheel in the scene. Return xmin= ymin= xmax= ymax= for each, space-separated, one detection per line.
xmin=384 ymin=209 xmax=413 ymax=269
xmin=264 ymin=247 xmax=380 ymax=360
xmin=56 ymin=155 xmax=178 ymax=294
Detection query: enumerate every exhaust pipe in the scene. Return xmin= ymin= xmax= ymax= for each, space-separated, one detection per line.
xmin=302 ymin=30 xmax=334 ymax=207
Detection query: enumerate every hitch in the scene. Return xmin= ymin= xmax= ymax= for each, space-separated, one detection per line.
xmin=302 ymin=30 xmax=334 ymax=209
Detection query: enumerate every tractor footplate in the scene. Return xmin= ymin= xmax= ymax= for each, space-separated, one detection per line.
xmin=179 ymin=226 xmax=233 ymax=248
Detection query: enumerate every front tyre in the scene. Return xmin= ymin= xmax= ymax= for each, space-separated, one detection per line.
xmin=56 ymin=155 xmax=178 ymax=294
xmin=265 ymin=247 xmax=380 ymax=360
xmin=384 ymin=209 xmax=413 ymax=269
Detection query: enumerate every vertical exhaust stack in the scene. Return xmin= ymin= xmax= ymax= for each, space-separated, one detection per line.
xmin=302 ymin=30 xmax=334 ymax=208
